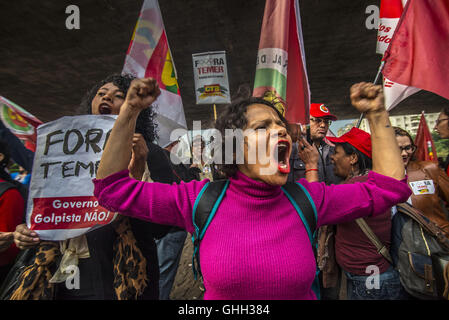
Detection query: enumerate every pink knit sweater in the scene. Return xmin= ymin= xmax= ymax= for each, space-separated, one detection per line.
xmin=93 ymin=170 xmax=411 ymax=300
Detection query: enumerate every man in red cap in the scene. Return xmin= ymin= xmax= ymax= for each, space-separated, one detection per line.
xmin=287 ymin=103 xmax=341 ymax=186
xmin=287 ymin=103 xmax=343 ymax=301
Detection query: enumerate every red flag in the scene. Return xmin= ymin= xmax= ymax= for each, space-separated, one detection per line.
xmin=253 ymin=0 xmax=310 ymax=125
xmin=375 ymin=0 xmax=420 ymax=111
xmin=414 ymin=112 xmax=437 ymax=162
xmin=383 ymin=0 xmax=449 ymax=102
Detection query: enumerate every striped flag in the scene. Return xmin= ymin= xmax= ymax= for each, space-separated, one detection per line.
xmin=0 ymin=95 xmax=42 ymax=151
xmin=253 ymin=0 xmax=310 ymax=125
xmin=377 ymin=0 xmax=420 ymax=111
xmin=123 ymin=0 xmax=187 ymax=147
xmin=382 ymin=75 xmax=420 ymax=111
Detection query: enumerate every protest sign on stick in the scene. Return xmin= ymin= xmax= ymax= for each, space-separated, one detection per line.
xmin=192 ymin=51 xmax=231 ymax=105
xmin=26 ymin=115 xmax=118 ymax=241
xmin=192 ymin=51 xmax=231 ymax=104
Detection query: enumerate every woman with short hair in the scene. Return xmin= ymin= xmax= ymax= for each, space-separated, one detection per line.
xmin=93 ymin=80 xmax=411 ymax=299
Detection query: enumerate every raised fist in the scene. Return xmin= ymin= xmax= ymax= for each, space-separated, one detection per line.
xmin=125 ymin=77 xmax=161 ymax=111
xmin=350 ymin=82 xmax=385 ymax=114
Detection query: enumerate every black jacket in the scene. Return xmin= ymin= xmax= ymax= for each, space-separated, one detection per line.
xmin=287 ymin=140 xmax=342 ymax=185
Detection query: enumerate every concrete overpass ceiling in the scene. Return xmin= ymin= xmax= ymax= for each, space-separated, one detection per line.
xmin=0 ymin=0 xmax=447 ymax=127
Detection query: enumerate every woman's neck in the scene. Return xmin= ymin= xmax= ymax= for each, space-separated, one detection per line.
xmin=345 ymin=166 xmax=367 ymax=182
xmin=229 ymin=170 xmax=282 ymax=199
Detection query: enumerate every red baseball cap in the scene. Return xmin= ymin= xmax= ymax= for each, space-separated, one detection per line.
xmin=310 ymin=103 xmax=337 ymax=121
xmin=327 ymin=127 xmax=372 ymax=158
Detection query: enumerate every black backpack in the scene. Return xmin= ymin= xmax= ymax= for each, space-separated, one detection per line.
xmin=391 ymin=202 xmax=449 ymax=300
xmin=190 ymin=179 xmax=321 ymax=298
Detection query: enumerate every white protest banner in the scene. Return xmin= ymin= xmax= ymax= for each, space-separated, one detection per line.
xmin=192 ymin=51 xmax=231 ymax=105
xmin=26 ymin=115 xmax=118 ymax=241
xmin=376 ymin=0 xmax=407 ymax=55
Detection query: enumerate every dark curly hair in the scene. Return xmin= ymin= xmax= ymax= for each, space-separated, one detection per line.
xmin=214 ymin=96 xmax=288 ymax=178
xmin=79 ymin=73 xmax=158 ymax=144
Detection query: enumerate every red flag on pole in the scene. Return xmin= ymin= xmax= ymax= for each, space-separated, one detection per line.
xmin=375 ymin=0 xmax=420 ymax=111
xmin=414 ymin=112 xmax=437 ymax=162
xmin=383 ymin=0 xmax=449 ymax=102
xmin=253 ymin=0 xmax=310 ymax=125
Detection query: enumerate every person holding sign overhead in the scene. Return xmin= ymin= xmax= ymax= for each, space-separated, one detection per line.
xmin=8 ymin=74 xmax=174 ymax=300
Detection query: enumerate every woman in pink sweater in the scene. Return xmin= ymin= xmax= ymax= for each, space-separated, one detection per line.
xmin=93 ymin=79 xmax=411 ymax=300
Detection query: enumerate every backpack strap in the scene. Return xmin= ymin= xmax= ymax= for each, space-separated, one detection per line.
xmin=355 ymin=218 xmax=393 ymax=264
xmin=281 ymin=182 xmax=320 ymax=299
xmin=190 ymin=179 xmax=321 ymax=299
xmin=397 ymin=202 xmax=449 ymax=251
xmin=0 ymin=181 xmax=17 ymax=198
xmin=281 ymin=182 xmax=318 ymax=241
xmin=191 ymin=179 xmax=229 ymax=279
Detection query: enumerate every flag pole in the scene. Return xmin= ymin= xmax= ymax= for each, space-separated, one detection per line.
xmin=356 ymin=60 xmax=386 ymax=128
xmin=213 ymin=104 xmax=217 ymax=121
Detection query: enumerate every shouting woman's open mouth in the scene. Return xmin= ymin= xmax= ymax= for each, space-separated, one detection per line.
xmin=274 ymin=139 xmax=291 ymax=174
xmin=99 ymin=103 xmax=112 ymax=114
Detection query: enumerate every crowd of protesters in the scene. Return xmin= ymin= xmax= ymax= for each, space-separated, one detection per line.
xmin=0 ymin=75 xmax=448 ymax=300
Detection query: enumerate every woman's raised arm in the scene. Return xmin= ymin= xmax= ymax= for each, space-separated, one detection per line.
xmin=96 ymin=78 xmax=160 ymax=180
xmin=350 ymin=82 xmax=404 ymax=181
